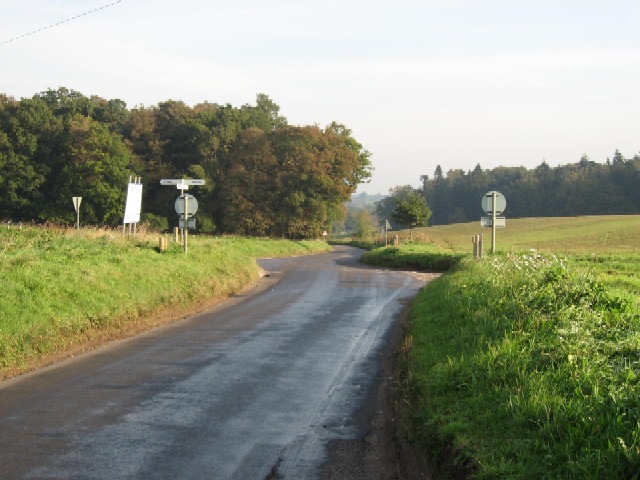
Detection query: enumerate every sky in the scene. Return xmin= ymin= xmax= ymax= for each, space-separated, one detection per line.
xmin=1 ymin=0 xmax=639 ymax=195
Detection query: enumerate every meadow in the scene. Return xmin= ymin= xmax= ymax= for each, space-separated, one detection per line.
xmin=402 ymin=215 xmax=640 ymax=254
xmin=0 ymin=225 xmax=330 ymax=379
xmin=362 ymin=215 xmax=640 ymax=479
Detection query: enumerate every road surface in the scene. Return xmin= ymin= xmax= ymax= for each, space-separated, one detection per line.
xmin=0 ymin=246 xmax=427 ymax=479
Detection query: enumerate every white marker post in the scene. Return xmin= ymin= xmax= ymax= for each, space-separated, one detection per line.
xmin=384 ymin=219 xmax=392 ymax=246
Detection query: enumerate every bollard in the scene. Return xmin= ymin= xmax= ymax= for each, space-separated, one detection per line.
xmin=472 ymin=234 xmax=484 ymax=259
xmin=159 ymin=236 xmax=168 ymax=252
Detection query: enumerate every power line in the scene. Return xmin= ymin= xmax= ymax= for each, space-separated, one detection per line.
xmin=0 ymin=0 xmax=123 ymax=47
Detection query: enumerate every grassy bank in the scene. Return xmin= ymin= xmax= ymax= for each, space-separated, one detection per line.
xmin=360 ymin=220 xmax=640 ymax=479
xmin=402 ymin=254 xmax=640 ymax=479
xmin=361 ymin=243 xmax=464 ymax=271
xmin=0 ymin=226 xmax=330 ymax=378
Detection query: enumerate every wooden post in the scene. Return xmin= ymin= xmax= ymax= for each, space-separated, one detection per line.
xmin=473 ymin=234 xmax=484 ymax=259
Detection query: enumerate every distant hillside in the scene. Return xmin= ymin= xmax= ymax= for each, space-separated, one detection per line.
xmin=348 ymin=192 xmax=386 ymax=210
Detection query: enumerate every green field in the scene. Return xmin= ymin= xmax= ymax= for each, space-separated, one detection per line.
xmin=406 ymin=215 xmax=640 ymax=254
xmin=363 ymin=215 xmax=640 ymax=479
xmin=0 ymin=226 xmax=330 ymax=379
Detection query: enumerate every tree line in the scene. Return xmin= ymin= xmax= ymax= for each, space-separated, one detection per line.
xmin=370 ymin=153 xmax=640 ymax=230
xmin=0 ymin=88 xmax=372 ymax=238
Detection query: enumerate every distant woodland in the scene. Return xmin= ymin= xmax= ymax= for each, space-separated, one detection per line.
xmin=3 ymin=88 xmax=638 ymax=236
xmin=347 ymin=153 xmax=640 ymax=236
xmin=0 ymin=88 xmax=372 ymax=237
xmin=419 ymin=156 xmax=640 ymax=225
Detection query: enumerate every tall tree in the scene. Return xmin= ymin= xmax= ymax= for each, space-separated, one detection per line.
xmin=241 ymin=93 xmax=288 ymax=132
xmin=391 ymin=188 xmax=432 ymax=239
xmin=375 ymin=185 xmax=415 ymax=230
xmin=214 ymin=128 xmax=278 ymax=235
xmin=54 ymin=116 xmax=133 ymax=224
xmin=0 ymin=97 xmax=62 ymax=220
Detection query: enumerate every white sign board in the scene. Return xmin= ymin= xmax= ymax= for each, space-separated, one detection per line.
xmin=179 ymin=218 xmax=196 ymax=229
xmin=123 ymin=183 xmax=143 ymax=223
xmin=481 ymin=217 xmax=506 ymax=228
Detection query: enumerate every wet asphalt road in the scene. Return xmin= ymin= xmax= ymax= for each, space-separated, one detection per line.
xmin=0 ymin=246 xmax=425 ymax=480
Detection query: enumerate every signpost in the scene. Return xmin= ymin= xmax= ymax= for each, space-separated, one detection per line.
xmin=160 ymin=179 xmax=205 ymax=254
xmin=481 ymin=191 xmax=506 ymax=254
xmin=384 ymin=219 xmax=392 ymax=246
xmin=72 ymin=197 xmax=82 ymax=230
xmin=160 ymin=178 xmax=205 ymax=190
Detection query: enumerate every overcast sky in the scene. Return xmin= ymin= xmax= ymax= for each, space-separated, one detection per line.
xmin=1 ymin=0 xmax=639 ymax=194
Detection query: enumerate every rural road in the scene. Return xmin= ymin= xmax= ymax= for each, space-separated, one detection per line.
xmin=0 ymin=246 xmax=428 ymax=479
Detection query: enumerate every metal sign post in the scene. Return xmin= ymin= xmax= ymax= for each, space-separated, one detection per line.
xmin=481 ymin=191 xmax=506 ymax=254
xmin=184 ymin=195 xmax=189 ymax=255
xmin=161 ymin=179 xmax=205 ymax=254
xmin=174 ymin=193 xmax=200 ymax=254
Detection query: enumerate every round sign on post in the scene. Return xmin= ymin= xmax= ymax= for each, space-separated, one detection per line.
xmin=481 ymin=191 xmax=506 ymax=215
xmin=175 ymin=194 xmax=198 ymax=217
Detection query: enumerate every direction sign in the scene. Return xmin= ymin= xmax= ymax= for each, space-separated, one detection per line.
xmin=160 ymin=179 xmax=205 ymax=190
xmin=481 ymin=191 xmax=506 ymax=215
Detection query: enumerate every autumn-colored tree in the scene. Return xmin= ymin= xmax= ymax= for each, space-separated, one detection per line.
xmin=214 ymin=128 xmax=278 ymax=235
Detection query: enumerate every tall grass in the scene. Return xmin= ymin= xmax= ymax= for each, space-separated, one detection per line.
xmin=399 ymin=251 xmax=640 ymax=479
xmin=361 ymin=243 xmax=464 ymax=271
xmin=0 ymin=226 xmax=330 ymax=378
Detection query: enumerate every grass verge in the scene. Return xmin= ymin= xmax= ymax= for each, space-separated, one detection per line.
xmin=406 ymin=254 xmax=640 ymax=478
xmin=367 ymin=244 xmax=640 ymax=479
xmin=0 ymin=226 xmax=330 ymax=379
xmin=361 ymin=243 xmax=465 ymax=271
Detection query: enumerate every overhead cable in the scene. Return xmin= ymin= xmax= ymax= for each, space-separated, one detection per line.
xmin=0 ymin=0 xmax=123 ymax=47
